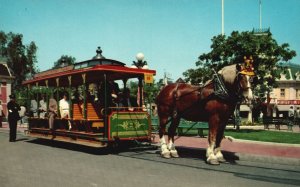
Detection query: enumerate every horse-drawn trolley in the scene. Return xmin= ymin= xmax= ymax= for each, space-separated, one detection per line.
xmin=22 ymin=47 xmax=156 ymax=147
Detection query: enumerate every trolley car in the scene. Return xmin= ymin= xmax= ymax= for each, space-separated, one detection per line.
xmin=22 ymin=47 xmax=156 ymax=147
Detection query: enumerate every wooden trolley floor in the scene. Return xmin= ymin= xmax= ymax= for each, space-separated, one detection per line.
xmin=27 ymin=128 xmax=107 ymax=148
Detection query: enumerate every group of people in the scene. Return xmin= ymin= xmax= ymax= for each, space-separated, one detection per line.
xmin=2 ymin=85 xmax=139 ymax=142
xmin=2 ymin=92 xmax=71 ymax=142
xmin=288 ymin=106 xmax=300 ymax=124
xmin=98 ymin=81 xmax=138 ymax=110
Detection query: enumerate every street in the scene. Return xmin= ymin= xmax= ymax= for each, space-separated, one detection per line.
xmin=0 ymin=131 xmax=299 ymax=187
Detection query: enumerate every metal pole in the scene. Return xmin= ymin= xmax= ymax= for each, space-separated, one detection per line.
xmin=68 ymin=76 xmax=73 ymax=119
xmin=221 ymin=0 xmax=224 ymax=35
xmin=36 ymin=83 xmax=39 ymax=118
xmin=56 ymin=78 xmax=60 ymax=117
xmin=138 ymin=77 xmax=143 ymax=107
xmin=81 ymin=74 xmax=87 ymax=120
xmin=104 ymin=74 xmax=107 ymax=138
xmin=259 ymin=0 xmax=262 ymax=30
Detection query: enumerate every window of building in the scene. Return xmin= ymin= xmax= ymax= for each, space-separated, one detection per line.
xmin=297 ymin=89 xmax=300 ymax=99
xmin=280 ymin=89 xmax=285 ymax=98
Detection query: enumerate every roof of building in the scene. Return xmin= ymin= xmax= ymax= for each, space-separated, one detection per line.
xmin=0 ymin=63 xmax=10 ymax=76
xmin=278 ymin=62 xmax=300 ymax=81
xmin=175 ymin=78 xmax=185 ymax=83
xmin=0 ymin=61 xmax=14 ymax=79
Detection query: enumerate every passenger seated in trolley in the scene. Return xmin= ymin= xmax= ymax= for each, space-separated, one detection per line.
xmin=30 ymin=96 xmax=38 ymax=117
xmin=72 ymin=89 xmax=84 ymax=110
xmin=39 ymin=94 xmax=47 ymax=118
xmin=98 ymin=81 xmax=120 ymax=108
xmin=120 ymin=88 xmax=138 ymax=111
xmin=48 ymin=95 xmax=57 ymax=138
xmin=59 ymin=92 xmax=72 ymax=130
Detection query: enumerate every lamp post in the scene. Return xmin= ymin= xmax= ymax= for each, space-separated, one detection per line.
xmin=132 ymin=53 xmax=148 ymax=109
xmin=132 ymin=52 xmax=148 ymax=69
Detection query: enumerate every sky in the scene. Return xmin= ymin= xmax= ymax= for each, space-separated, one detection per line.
xmin=1 ymin=0 xmax=300 ymax=81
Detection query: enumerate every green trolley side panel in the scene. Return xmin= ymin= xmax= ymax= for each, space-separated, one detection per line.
xmin=109 ymin=112 xmax=150 ymax=140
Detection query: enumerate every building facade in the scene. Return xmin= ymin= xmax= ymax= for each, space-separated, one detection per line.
xmin=239 ymin=63 xmax=300 ymax=122
xmin=0 ymin=61 xmax=14 ymax=115
xmin=270 ymin=63 xmax=300 ymax=116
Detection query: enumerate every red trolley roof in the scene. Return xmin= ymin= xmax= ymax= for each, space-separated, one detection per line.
xmin=23 ymin=58 xmax=156 ymax=87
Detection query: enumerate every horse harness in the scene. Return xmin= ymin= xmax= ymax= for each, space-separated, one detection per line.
xmin=211 ymin=69 xmax=245 ymax=102
xmin=171 ymin=69 xmax=245 ymax=119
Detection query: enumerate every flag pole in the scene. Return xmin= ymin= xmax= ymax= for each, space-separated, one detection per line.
xmin=221 ymin=0 xmax=224 ymax=35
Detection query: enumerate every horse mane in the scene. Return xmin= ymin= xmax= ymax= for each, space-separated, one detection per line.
xmin=217 ymin=64 xmax=237 ymax=85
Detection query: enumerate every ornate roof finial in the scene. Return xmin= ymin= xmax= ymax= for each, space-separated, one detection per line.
xmin=93 ymin=46 xmax=105 ymax=59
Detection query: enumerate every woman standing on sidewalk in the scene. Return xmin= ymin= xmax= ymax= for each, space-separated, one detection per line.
xmin=7 ymin=94 xmax=21 ymax=142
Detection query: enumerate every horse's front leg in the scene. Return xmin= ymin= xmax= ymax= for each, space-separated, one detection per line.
xmin=167 ymin=117 xmax=180 ymax=158
xmin=206 ymin=114 xmax=220 ymax=165
xmin=214 ymin=121 xmax=227 ymax=163
xmin=159 ymin=116 xmax=171 ymax=158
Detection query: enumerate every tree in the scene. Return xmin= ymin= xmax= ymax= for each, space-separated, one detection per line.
xmin=52 ymin=55 xmax=76 ymax=69
xmin=0 ymin=31 xmax=39 ymax=91
xmin=183 ymin=31 xmax=296 ymax=97
xmin=128 ymin=79 xmax=160 ymax=105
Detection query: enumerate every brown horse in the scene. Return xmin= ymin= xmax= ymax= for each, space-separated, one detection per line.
xmin=156 ymin=64 xmax=254 ymax=165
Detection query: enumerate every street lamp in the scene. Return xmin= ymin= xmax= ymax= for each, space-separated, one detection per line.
xmin=132 ymin=52 xmax=148 ymax=69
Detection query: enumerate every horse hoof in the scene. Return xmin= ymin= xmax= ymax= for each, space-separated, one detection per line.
xmin=161 ymin=151 xmax=171 ymax=159
xmin=207 ymin=158 xmax=220 ymax=165
xmin=217 ymin=157 xmax=226 ymax=163
xmin=170 ymin=150 xmax=179 ymax=158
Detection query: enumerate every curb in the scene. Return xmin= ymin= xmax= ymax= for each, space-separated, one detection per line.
xmin=235 ymin=152 xmax=300 ymax=166
xmin=171 ymin=144 xmax=300 ymax=166
xmin=225 ymin=136 xmax=300 ymax=148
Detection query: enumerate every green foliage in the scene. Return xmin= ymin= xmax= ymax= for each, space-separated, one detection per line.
xmin=183 ymin=31 xmax=296 ymax=97
xmin=144 ymin=81 xmax=160 ymax=104
xmin=127 ymin=79 xmax=160 ymax=105
xmin=0 ymin=31 xmax=39 ymax=91
xmin=52 ymin=55 xmax=76 ymax=69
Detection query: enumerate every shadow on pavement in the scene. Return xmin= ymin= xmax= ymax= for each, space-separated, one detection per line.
xmin=25 ymin=138 xmax=157 ymax=156
xmin=15 ymin=138 xmax=30 ymax=142
xmin=176 ymin=146 xmax=240 ymax=164
xmin=25 ymin=138 xmax=112 ymax=155
xmin=235 ymin=173 xmax=300 ymax=186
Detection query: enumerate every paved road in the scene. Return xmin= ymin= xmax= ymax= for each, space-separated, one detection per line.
xmin=0 ymin=131 xmax=300 ymax=187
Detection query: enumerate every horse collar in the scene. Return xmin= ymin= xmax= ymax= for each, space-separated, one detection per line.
xmin=213 ymin=73 xmax=230 ymax=100
xmin=212 ymin=72 xmax=242 ymax=102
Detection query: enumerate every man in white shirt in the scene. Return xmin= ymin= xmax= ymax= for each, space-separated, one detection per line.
xmin=18 ymin=106 xmax=26 ymax=126
xmin=59 ymin=93 xmax=72 ymax=130
xmin=30 ymin=98 xmax=38 ymax=117
xmin=39 ymin=94 xmax=47 ymax=118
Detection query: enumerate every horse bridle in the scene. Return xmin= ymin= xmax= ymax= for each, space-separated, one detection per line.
xmin=235 ymin=71 xmax=255 ymax=102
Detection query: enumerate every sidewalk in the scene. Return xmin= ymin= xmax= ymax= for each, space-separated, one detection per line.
xmin=152 ymin=132 xmax=300 ymax=165
xmin=0 ymin=122 xmax=28 ymax=133
xmin=152 ymin=124 xmax=300 ymax=165
xmin=1 ymin=122 xmax=300 ymax=165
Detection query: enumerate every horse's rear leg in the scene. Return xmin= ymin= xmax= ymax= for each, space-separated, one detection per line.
xmin=167 ymin=117 xmax=180 ymax=158
xmin=159 ymin=116 xmax=171 ymax=158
